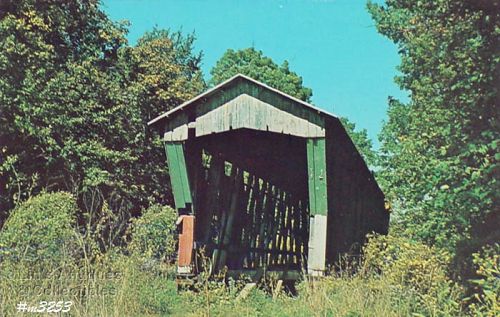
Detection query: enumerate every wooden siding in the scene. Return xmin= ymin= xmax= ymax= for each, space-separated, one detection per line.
xmin=150 ymin=74 xmax=332 ymax=129
xmin=161 ymin=76 xmax=327 ymax=141
xmin=325 ymin=117 xmax=388 ymax=263
xmin=195 ymin=94 xmax=325 ymax=138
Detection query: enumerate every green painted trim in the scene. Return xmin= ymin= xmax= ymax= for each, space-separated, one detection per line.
xmin=307 ymin=140 xmax=316 ymax=214
xmin=307 ymin=138 xmax=327 ymax=216
xmin=165 ymin=142 xmax=192 ymax=210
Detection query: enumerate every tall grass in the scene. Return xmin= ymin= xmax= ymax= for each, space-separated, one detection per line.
xmin=0 ymin=193 xmax=495 ymax=316
xmin=0 ymin=251 xmax=462 ymax=317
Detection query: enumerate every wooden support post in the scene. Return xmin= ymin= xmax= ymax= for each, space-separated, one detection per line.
xmin=165 ymin=142 xmax=193 ymax=211
xmin=273 ymin=280 xmax=283 ymax=299
xmin=306 ymin=138 xmax=328 ymax=276
xmin=216 ymin=168 xmax=244 ymax=271
xmin=202 ymin=156 xmax=224 ymax=244
xmin=165 ymin=142 xmax=195 ymax=275
xmin=177 ymin=215 xmax=195 ymax=275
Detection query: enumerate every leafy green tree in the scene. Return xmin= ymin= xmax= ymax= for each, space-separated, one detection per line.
xmin=116 ymin=28 xmax=205 ymax=208
xmin=210 ymin=47 xmax=377 ymax=166
xmin=0 ymin=1 xmax=205 ymax=223
xmin=0 ymin=0 xmax=126 ymax=219
xmin=210 ymin=48 xmax=313 ymax=102
xmin=368 ymin=1 xmax=499 ymax=255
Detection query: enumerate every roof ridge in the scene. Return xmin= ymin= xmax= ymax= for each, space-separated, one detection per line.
xmin=148 ymin=73 xmax=337 ymax=127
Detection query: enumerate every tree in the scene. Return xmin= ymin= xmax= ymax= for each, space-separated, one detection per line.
xmin=368 ymin=1 xmax=499 ymax=256
xmin=210 ymin=48 xmax=312 ymax=102
xmin=120 ymin=28 xmax=205 ymax=208
xmin=210 ymin=47 xmax=378 ymax=166
xmin=0 ymin=192 xmax=79 ymax=264
xmin=0 ymin=1 xmax=205 ymax=224
xmin=0 ymin=0 xmax=126 ymax=219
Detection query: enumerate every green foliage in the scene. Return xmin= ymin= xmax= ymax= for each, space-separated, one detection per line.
xmin=368 ymin=0 xmax=500 ymax=255
xmin=118 ymin=28 xmax=205 ymax=207
xmin=363 ymin=234 xmax=463 ymax=315
xmin=0 ymin=0 xmax=127 ymax=211
xmin=210 ymin=47 xmax=312 ymax=102
xmin=0 ymin=192 xmax=78 ymax=264
xmin=467 ymin=244 xmax=500 ymax=316
xmin=0 ymin=1 xmax=205 ymax=221
xmin=128 ymin=204 xmax=177 ymax=262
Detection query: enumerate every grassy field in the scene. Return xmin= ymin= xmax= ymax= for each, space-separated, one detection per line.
xmin=0 ymin=194 xmax=496 ymax=316
xmin=0 ymin=258 xmax=435 ymax=316
xmin=0 ymin=246 xmax=471 ymax=317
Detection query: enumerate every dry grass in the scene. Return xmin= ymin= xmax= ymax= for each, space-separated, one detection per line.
xmin=0 ymin=257 xmax=434 ymax=317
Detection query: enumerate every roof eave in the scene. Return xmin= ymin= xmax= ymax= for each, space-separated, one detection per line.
xmin=147 ymin=73 xmax=338 ymax=127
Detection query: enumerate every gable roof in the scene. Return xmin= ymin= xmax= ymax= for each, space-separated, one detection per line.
xmin=148 ymin=73 xmax=337 ymax=127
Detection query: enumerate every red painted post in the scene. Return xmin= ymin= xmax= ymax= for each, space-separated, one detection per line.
xmin=177 ymin=215 xmax=195 ymax=274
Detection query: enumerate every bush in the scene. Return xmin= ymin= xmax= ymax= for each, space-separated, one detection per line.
xmin=0 ymin=192 xmax=79 ymax=264
xmin=468 ymin=243 xmax=500 ymax=316
xmin=362 ymin=234 xmax=463 ymax=315
xmin=128 ymin=204 xmax=177 ymax=262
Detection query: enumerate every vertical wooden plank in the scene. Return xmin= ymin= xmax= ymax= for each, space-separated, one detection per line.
xmin=178 ymin=215 xmax=195 ymax=271
xmin=307 ymin=138 xmax=327 ymax=216
xmin=201 ymin=156 xmax=224 ymax=244
xmin=165 ymin=142 xmax=193 ymax=210
xmin=251 ymin=180 xmax=266 ymax=267
xmin=257 ymin=180 xmax=270 ymax=266
xmin=275 ymin=191 xmax=286 ymax=264
xmin=232 ymin=174 xmax=252 ymax=269
xmin=216 ymin=168 xmax=244 ymax=271
xmin=263 ymin=184 xmax=276 ymax=266
xmin=285 ymin=195 xmax=294 ymax=265
xmin=212 ymin=164 xmax=235 ymax=268
xmin=306 ymin=140 xmax=316 ymax=215
xmin=307 ymin=138 xmax=328 ymax=275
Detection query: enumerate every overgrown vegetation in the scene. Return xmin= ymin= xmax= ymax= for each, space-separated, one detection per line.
xmin=1 ymin=206 xmax=496 ymax=316
xmin=0 ymin=192 xmax=78 ymax=264
xmin=368 ymin=0 xmax=499 ymax=258
xmin=0 ymin=0 xmax=498 ymax=316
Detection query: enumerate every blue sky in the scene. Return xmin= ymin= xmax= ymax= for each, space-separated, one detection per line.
xmin=102 ymin=0 xmax=408 ymax=148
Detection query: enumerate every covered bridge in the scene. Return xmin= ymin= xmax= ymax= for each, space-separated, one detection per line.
xmin=148 ymin=74 xmax=389 ymax=280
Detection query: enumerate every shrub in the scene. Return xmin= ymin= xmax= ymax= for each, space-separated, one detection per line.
xmin=0 ymin=192 xmax=79 ymax=265
xmin=362 ymin=234 xmax=463 ymax=315
xmin=468 ymin=243 xmax=500 ymax=316
xmin=128 ymin=204 xmax=177 ymax=262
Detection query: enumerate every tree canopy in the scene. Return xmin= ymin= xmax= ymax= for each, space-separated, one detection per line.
xmin=210 ymin=48 xmax=313 ymax=102
xmin=0 ymin=0 xmax=204 ymax=222
xmin=368 ymin=0 xmax=499 ymax=256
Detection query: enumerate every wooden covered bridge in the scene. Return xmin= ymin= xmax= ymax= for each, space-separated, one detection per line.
xmin=148 ymin=74 xmax=389 ymax=280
